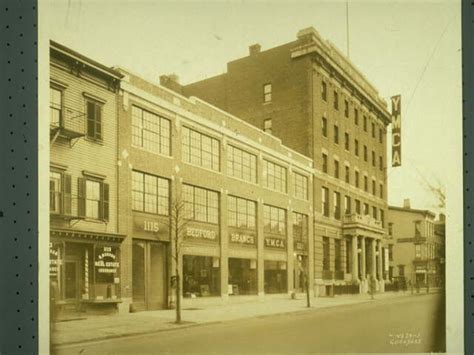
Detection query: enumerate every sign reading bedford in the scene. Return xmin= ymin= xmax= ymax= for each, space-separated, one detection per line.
xmin=391 ymin=95 xmax=401 ymax=167
xmin=186 ymin=227 xmax=217 ymax=241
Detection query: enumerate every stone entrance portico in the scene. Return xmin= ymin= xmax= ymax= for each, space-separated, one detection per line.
xmin=343 ymin=214 xmax=387 ymax=293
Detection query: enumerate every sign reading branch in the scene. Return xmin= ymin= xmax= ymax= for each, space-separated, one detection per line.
xmin=391 ymin=95 xmax=401 ymax=167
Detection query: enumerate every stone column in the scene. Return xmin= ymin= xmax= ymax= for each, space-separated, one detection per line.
xmin=371 ymin=238 xmax=377 ymax=278
xmin=351 ymin=235 xmax=359 ymax=283
xmin=378 ymin=240 xmax=385 ymax=292
xmin=360 ymin=236 xmax=366 ymax=280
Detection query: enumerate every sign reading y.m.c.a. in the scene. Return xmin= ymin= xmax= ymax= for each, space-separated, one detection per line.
xmin=391 ymin=95 xmax=401 ymax=167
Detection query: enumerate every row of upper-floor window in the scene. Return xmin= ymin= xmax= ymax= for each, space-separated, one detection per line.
xmin=321 ymin=153 xmax=384 ymax=199
xmin=320 ymin=186 xmax=385 ymax=226
xmin=414 ymin=242 xmax=444 ymax=260
xmin=320 ymin=80 xmax=385 ymax=143
xmin=50 ymin=88 xmax=310 ymax=200
xmin=387 ymin=219 xmax=438 ymax=239
xmin=321 ymin=118 xmax=385 ymax=170
xmin=51 ymin=169 xmax=309 ymax=239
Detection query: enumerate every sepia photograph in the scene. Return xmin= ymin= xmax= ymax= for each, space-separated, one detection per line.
xmin=38 ymin=0 xmax=464 ymax=353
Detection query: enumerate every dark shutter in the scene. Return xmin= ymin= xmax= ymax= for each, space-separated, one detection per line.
xmin=95 ymin=104 xmax=102 ymax=140
xmin=101 ymin=182 xmax=109 ymax=221
xmin=77 ymin=177 xmax=86 ymax=217
xmin=62 ymin=173 xmax=72 ymax=215
xmin=87 ymin=101 xmax=95 ymax=138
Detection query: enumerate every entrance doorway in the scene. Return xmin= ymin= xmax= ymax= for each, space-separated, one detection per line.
xmin=132 ymin=240 xmax=167 ymax=311
xmin=293 ymin=255 xmax=307 ymax=292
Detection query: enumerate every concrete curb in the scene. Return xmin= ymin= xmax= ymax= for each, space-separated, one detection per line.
xmin=52 ymin=320 xmax=223 ymax=349
xmin=52 ymin=291 xmax=443 ymax=349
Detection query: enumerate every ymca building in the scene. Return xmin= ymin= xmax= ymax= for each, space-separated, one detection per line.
xmin=49 ymin=26 xmax=394 ymax=316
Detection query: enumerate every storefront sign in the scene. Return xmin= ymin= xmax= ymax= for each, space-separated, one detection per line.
xmin=294 ymin=241 xmax=306 ymax=251
xmin=186 ymin=227 xmax=217 ymax=241
xmin=391 ymin=95 xmax=402 ymax=167
xmin=94 ymin=246 xmax=120 ymax=274
xmin=49 ymin=242 xmax=62 ymax=277
xmin=229 ymin=232 xmax=255 ymax=245
xmin=133 ymin=214 xmax=170 ymax=241
xmin=264 ymin=237 xmax=286 ymax=249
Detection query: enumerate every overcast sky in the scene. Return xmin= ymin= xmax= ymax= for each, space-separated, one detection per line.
xmin=43 ymin=0 xmax=462 ymax=214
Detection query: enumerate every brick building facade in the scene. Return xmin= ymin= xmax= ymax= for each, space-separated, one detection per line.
xmin=175 ymin=27 xmax=392 ymax=295
xmin=116 ymin=68 xmax=314 ymax=311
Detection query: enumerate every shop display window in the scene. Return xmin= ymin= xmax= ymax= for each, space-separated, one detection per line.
xmin=228 ymin=258 xmax=257 ymax=295
xmin=183 ymin=255 xmax=220 ymax=297
xmin=264 ymin=260 xmax=287 ymax=294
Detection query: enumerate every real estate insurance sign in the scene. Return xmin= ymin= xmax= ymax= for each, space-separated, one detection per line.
xmin=391 ymin=95 xmax=401 ymax=167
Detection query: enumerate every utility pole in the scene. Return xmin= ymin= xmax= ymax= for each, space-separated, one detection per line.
xmin=346 ymin=0 xmax=350 ymax=59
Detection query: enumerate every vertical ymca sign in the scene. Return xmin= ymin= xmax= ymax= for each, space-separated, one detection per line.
xmin=391 ymin=95 xmax=401 ymax=167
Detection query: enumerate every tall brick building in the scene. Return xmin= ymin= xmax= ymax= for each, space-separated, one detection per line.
xmin=176 ymin=27 xmax=392 ymax=295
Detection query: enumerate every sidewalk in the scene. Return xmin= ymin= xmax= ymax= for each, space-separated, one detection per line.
xmin=52 ymin=290 xmax=440 ymax=347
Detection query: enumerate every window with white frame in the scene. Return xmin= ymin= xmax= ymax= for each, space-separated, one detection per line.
xmin=183 ymin=184 xmax=219 ymax=224
xmin=182 ymin=126 xmax=220 ymax=171
xmin=293 ymin=172 xmax=308 ymax=200
xmin=50 ymin=87 xmax=62 ymax=127
xmin=228 ymin=196 xmax=256 ymax=229
xmin=264 ymin=205 xmax=286 ymax=235
xmin=227 ymin=145 xmax=257 ymax=183
xmin=132 ymin=171 xmax=169 ymax=215
xmin=263 ymin=159 xmax=287 ymax=193
xmin=263 ymin=83 xmax=272 ymax=103
xmin=132 ymin=106 xmax=171 ymax=155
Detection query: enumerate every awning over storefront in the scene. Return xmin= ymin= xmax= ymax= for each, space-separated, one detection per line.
xmin=51 ymin=228 xmax=126 ymax=243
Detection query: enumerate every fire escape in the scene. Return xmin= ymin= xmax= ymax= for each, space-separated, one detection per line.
xmin=50 ymin=105 xmax=86 ymax=147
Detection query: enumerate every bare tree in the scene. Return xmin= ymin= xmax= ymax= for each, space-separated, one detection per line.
xmin=169 ymin=188 xmax=189 ymax=324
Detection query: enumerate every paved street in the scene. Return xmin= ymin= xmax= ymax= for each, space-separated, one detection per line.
xmin=54 ymin=293 xmax=445 ymax=354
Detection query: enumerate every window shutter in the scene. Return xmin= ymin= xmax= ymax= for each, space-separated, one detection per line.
xmin=95 ymin=104 xmax=102 ymax=140
xmin=77 ymin=177 xmax=86 ymax=217
xmin=62 ymin=173 xmax=72 ymax=215
xmin=101 ymin=182 xmax=109 ymax=221
xmin=87 ymin=101 xmax=95 ymax=138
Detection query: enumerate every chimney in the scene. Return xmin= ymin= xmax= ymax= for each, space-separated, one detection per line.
xmin=159 ymin=74 xmax=182 ymax=95
xmin=249 ymin=43 xmax=261 ymax=56
xmin=403 ymin=199 xmax=411 ymax=209
xmin=438 ymin=213 xmax=446 ymax=222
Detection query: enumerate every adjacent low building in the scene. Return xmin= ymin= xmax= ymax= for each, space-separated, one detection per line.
xmin=387 ymin=200 xmax=446 ymax=288
xmin=49 ymin=41 xmax=125 ymax=317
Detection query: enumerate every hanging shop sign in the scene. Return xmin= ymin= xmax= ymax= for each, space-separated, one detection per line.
xmin=391 ymin=95 xmax=401 ymax=167
xmin=229 ymin=231 xmax=256 ymax=245
xmin=94 ymin=246 xmax=120 ymax=274
xmin=264 ymin=237 xmax=286 ymax=249
xmin=49 ymin=242 xmax=62 ymax=277
xmin=186 ymin=227 xmax=218 ymax=241
xmin=294 ymin=241 xmax=306 ymax=251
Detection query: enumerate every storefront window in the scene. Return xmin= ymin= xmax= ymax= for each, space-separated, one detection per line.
xmin=183 ymin=255 xmax=220 ymax=297
xmin=94 ymin=245 xmax=121 ymax=300
xmin=264 ymin=260 xmax=287 ymax=294
xmin=228 ymin=258 xmax=257 ymax=295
